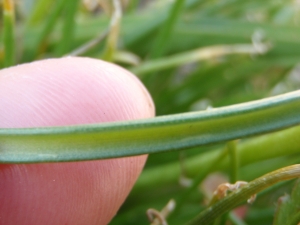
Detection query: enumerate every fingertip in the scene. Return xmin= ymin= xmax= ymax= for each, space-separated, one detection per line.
xmin=0 ymin=57 xmax=155 ymax=127
xmin=0 ymin=57 xmax=154 ymax=225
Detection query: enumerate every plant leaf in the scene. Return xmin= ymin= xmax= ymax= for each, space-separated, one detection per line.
xmin=186 ymin=165 xmax=300 ymax=225
xmin=0 ymin=90 xmax=300 ymax=163
xmin=273 ymin=179 xmax=300 ymax=225
xmin=3 ymin=0 xmax=15 ymax=67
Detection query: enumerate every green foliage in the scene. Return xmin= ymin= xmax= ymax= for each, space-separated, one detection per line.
xmin=188 ymin=165 xmax=300 ymax=225
xmin=1 ymin=91 xmax=299 ymax=163
xmin=1 ymin=0 xmax=300 ymax=224
xmin=274 ymin=180 xmax=300 ymax=225
xmin=2 ymin=0 xmax=15 ymax=67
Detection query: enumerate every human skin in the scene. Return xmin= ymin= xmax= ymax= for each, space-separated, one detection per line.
xmin=0 ymin=57 xmax=155 ymax=225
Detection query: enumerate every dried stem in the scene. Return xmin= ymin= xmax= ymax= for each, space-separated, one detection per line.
xmin=186 ymin=164 xmax=300 ymax=225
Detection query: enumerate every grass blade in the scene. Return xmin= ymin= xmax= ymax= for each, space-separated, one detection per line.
xmin=131 ymin=43 xmax=269 ymax=77
xmin=3 ymin=0 xmax=15 ymax=67
xmin=186 ymin=165 xmax=300 ymax=225
xmin=33 ymin=0 xmax=67 ymax=58
xmin=0 ymin=90 xmax=300 ymax=163
xmin=25 ymin=0 xmax=53 ymax=26
xmin=228 ymin=140 xmax=239 ymax=183
xmin=102 ymin=0 xmax=122 ymax=61
xmin=148 ymin=0 xmax=185 ymax=59
xmin=56 ymin=0 xmax=81 ymax=55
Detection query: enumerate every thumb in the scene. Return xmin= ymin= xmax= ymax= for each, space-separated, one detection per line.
xmin=0 ymin=57 xmax=155 ymax=225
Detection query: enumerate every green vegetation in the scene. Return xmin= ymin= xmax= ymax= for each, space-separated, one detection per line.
xmin=1 ymin=0 xmax=300 ymax=224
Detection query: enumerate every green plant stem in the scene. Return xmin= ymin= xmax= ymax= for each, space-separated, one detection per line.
xmin=131 ymin=44 xmax=270 ymax=77
xmin=3 ymin=0 xmax=15 ymax=67
xmin=102 ymin=0 xmax=122 ymax=61
xmin=228 ymin=140 xmax=239 ymax=183
xmin=34 ymin=0 xmax=67 ymax=57
xmin=26 ymin=0 xmax=53 ymax=26
xmin=123 ymin=0 xmax=204 ymax=46
xmin=68 ymin=29 xmax=109 ymax=56
xmin=0 ymin=90 xmax=300 ymax=163
xmin=149 ymin=0 xmax=185 ymax=59
xmin=186 ymin=164 xmax=300 ymax=225
xmin=57 ymin=0 xmax=80 ymax=55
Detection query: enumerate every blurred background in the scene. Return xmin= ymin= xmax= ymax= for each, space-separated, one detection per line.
xmin=1 ymin=0 xmax=300 ymax=224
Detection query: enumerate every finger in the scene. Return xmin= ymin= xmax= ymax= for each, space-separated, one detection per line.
xmin=0 ymin=57 xmax=155 ymax=225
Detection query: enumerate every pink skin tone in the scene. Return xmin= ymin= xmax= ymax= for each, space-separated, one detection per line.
xmin=0 ymin=57 xmax=155 ymax=225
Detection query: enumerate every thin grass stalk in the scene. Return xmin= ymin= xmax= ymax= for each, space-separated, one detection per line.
xmin=68 ymin=29 xmax=109 ymax=56
xmin=148 ymin=0 xmax=185 ymax=59
xmin=56 ymin=0 xmax=81 ymax=55
xmin=228 ymin=140 xmax=239 ymax=183
xmin=102 ymin=0 xmax=122 ymax=61
xmin=34 ymin=0 xmax=67 ymax=58
xmin=26 ymin=0 xmax=53 ymax=26
xmin=3 ymin=0 xmax=15 ymax=67
xmin=0 ymin=90 xmax=299 ymax=163
xmin=131 ymin=43 xmax=270 ymax=77
xmin=186 ymin=165 xmax=300 ymax=225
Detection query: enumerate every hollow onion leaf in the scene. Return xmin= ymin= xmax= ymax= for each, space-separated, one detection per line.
xmin=0 ymin=90 xmax=300 ymax=163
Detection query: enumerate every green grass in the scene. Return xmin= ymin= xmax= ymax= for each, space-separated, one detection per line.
xmin=1 ymin=0 xmax=300 ymax=224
